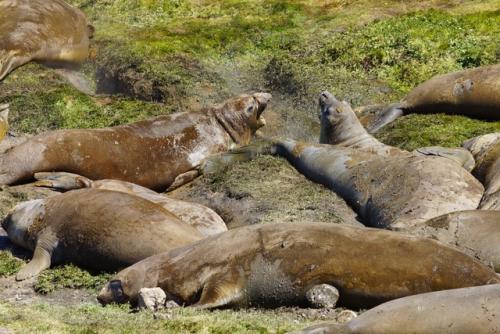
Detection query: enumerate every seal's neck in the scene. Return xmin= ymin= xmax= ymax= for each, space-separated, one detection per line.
xmin=211 ymin=107 xmax=252 ymax=145
xmin=320 ymin=109 xmax=368 ymax=145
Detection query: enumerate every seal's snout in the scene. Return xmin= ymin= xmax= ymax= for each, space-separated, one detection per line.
xmin=319 ymin=91 xmax=335 ymax=107
xmin=97 ymin=279 xmax=127 ymax=305
xmin=253 ymin=92 xmax=272 ymax=116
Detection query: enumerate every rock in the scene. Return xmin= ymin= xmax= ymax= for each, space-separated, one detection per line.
xmin=306 ymin=284 xmax=339 ymax=309
xmin=137 ymin=287 xmax=167 ymax=312
xmin=336 ymin=309 xmax=358 ymax=323
xmin=165 ymin=300 xmax=180 ymax=309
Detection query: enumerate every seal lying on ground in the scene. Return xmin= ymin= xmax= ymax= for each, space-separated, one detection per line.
xmin=2 ymin=188 xmax=203 ymax=280
xmin=408 ymin=210 xmax=500 ymax=272
xmin=367 ymin=64 xmax=500 ymax=133
xmin=319 ymin=91 xmax=475 ymax=170
xmin=0 ymin=93 xmax=271 ymax=191
xmin=463 ymin=133 xmax=500 ymax=209
xmin=97 ymin=223 xmax=498 ymax=309
xmin=0 ymin=0 xmax=94 ymax=94
xmin=33 ymin=171 xmax=227 ymax=236
xmin=293 ymin=284 xmax=500 ymax=334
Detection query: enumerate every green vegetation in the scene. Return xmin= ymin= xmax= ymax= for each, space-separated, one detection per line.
xmin=34 ymin=265 xmax=113 ymax=295
xmin=0 ymin=251 xmax=23 ymax=277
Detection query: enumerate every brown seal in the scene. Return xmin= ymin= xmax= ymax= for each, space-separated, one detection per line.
xmin=1 ymin=188 xmax=203 ymax=280
xmin=368 ymin=64 xmax=500 ymax=133
xmin=409 ymin=210 xmax=500 ymax=272
xmin=33 ymin=171 xmax=227 ymax=236
xmin=463 ymin=133 xmax=500 ymax=209
xmin=0 ymin=93 xmax=271 ymax=191
xmin=319 ymin=91 xmax=475 ymax=170
xmin=0 ymin=0 xmax=94 ymax=92
xmin=96 ymin=222 xmax=499 ymax=309
xmin=293 ymin=284 xmax=500 ymax=334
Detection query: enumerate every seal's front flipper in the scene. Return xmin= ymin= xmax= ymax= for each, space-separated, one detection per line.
xmin=415 ymin=146 xmax=475 ymax=172
xmin=16 ymin=245 xmax=51 ymax=281
xmin=0 ymin=104 xmax=9 ymax=142
xmin=165 ymin=170 xmax=199 ymax=192
xmin=367 ymin=104 xmax=404 ymax=133
xmin=201 ymin=139 xmax=277 ymax=175
xmin=193 ymin=275 xmax=244 ymax=309
xmin=53 ymin=68 xmax=95 ymax=96
xmin=34 ymin=172 xmax=93 ymax=190
xmin=0 ymin=51 xmax=30 ymax=82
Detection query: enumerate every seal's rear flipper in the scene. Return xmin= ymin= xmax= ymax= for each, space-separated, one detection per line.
xmin=367 ymin=104 xmax=404 ymax=133
xmin=415 ymin=146 xmax=475 ymax=172
xmin=16 ymin=245 xmax=51 ymax=281
xmin=53 ymin=68 xmax=95 ymax=96
xmin=165 ymin=170 xmax=199 ymax=192
xmin=34 ymin=172 xmax=93 ymax=190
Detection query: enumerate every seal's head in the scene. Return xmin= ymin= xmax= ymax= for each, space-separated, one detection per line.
xmin=214 ymin=92 xmax=272 ymax=145
xmin=2 ymin=199 xmax=45 ymax=250
xmin=97 ymin=268 xmax=146 ymax=306
xmin=319 ymin=91 xmax=366 ymax=144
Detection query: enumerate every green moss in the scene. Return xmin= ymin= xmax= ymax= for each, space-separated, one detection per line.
xmin=0 ymin=251 xmax=23 ymax=277
xmin=376 ymin=114 xmax=500 ymax=151
xmin=34 ymin=265 xmax=113 ymax=294
xmin=0 ymin=302 xmax=318 ymax=334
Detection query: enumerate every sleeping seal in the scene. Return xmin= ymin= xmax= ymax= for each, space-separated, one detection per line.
xmin=2 ymin=188 xmax=203 ymax=280
xmin=368 ymin=64 xmax=500 ymax=133
xmin=463 ymin=133 xmax=500 ymax=209
xmin=293 ymin=284 xmax=500 ymax=334
xmin=0 ymin=93 xmax=271 ymax=191
xmin=33 ymin=171 xmax=227 ymax=236
xmin=0 ymin=0 xmax=94 ymax=93
xmin=97 ymin=222 xmax=499 ymax=309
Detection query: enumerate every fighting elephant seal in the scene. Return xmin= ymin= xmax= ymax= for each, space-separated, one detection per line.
xmin=0 ymin=0 xmax=94 ymax=93
xmin=293 ymin=284 xmax=500 ymax=334
xmin=409 ymin=210 xmax=500 ymax=272
xmin=319 ymin=91 xmax=475 ymax=170
xmin=97 ymin=223 xmax=498 ymax=309
xmin=33 ymin=171 xmax=227 ymax=236
xmin=0 ymin=93 xmax=271 ymax=190
xmin=1 ymin=188 xmax=203 ymax=280
xmin=463 ymin=133 xmax=500 ymax=209
xmin=368 ymin=64 xmax=500 ymax=133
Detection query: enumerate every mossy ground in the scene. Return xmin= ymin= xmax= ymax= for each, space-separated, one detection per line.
xmin=0 ymin=0 xmax=499 ymax=333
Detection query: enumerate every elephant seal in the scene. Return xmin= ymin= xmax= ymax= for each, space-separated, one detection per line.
xmin=319 ymin=91 xmax=475 ymax=170
xmin=463 ymin=133 xmax=500 ymax=209
xmin=0 ymin=93 xmax=271 ymax=190
xmin=33 ymin=171 xmax=227 ymax=236
xmin=409 ymin=210 xmax=500 ymax=272
xmin=293 ymin=284 xmax=500 ymax=334
xmin=368 ymin=64 xmax=500 ymax=133
xmin=97 ymin=223 xmax=499 ymax=309
xmin=0 ymin=0 xmax=94 ymax=93
xmin=1 ymin=188 xmax=203 ymax=280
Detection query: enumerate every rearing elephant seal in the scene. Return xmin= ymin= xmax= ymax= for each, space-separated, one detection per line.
xmin=368 ymin=64 xmax=500 ymax=133
xmin=97 ymin=223 xmax=499 ymax=309
xmin=1 ymin=188 xmax=203 ymax=280
xmin=463 ymin=133 xmax=500 ymax=209
xmin=33 ymin=171 xmax=227 ymax=236
xmin=293 ymin=284 xmax=500 ymax=334
xmin=0 ymin=0 xmax=94 ymax=92
xmin=0 ymin=93 xmax=271 ymax=190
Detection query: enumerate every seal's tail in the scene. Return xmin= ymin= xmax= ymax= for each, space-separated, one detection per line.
xmin=367 ymin=103 xmax=404 ymax=133
xmin=201 ymin=138 xmax=278 ymax=175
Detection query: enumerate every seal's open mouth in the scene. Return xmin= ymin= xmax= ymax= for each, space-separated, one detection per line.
xmin=253 ymin=92 xmax=272 ymax=128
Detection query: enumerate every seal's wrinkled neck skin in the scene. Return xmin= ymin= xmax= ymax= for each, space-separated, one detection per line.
xmin=212 ymin=92 xmax=271 ymax=145
xmin=319 ymin=91 xmax=367 ymax=145
xmin=2 ymin=199 xmax=44 ymax=250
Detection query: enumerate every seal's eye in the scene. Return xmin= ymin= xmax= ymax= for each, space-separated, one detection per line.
xmin=246 ymin=105 xmax=254 ymax=113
